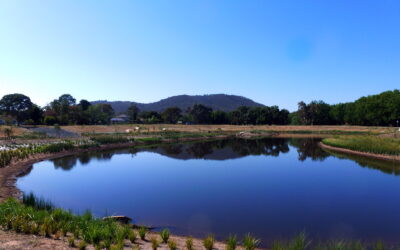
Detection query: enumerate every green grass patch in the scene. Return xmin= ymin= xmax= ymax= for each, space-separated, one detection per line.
xmin=135 ymin=137 xmax=162 ymax=144
xmin=90 ymin=135 xmax=132 ymax=144
xmin=322 ymin=136 xmax=400 ymax=155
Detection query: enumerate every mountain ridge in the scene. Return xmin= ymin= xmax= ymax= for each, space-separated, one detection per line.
xmin=92 ymin=94 xmax=264 ymax=113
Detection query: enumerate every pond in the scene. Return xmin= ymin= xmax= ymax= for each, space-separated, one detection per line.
xmin=16 ymin=138 xmax=400 ymax=246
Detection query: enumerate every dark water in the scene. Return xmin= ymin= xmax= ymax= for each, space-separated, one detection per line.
xmin=16 ymin=138 xmax=400 ymax=245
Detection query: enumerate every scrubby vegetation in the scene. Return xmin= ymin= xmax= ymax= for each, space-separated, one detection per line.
xmin=0 ymin=141 xmax=78 ymax=168
xmin=0 ymin=197 xmax=134 ymax=249
xmin=322 ymin=136 xmax=400 ymax=155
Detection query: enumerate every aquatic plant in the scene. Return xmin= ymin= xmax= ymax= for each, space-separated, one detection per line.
xmin=226 ymin=234 xmax=238 ymax=250
xmin=203 ymin=235 xmax=215 ymax=250
xmin=160 ymin=228 xmax=170 ymax=243
xmin=243 ymin=234 xmax=260 ymax=250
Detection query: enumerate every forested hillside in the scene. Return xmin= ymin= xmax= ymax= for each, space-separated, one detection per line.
xmin=92 ymin=94 xmax=264 ymax=113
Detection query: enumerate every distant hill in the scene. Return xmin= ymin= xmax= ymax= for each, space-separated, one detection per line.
xmin=92 ymin=94 xmax=264 ymax=113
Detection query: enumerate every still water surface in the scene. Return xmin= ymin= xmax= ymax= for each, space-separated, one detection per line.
xmin=17 ymin=138 xmax=400 ymax=245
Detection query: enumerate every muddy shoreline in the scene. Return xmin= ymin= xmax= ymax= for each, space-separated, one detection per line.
xmin=319 ymin=142 xmax=400 ymax=162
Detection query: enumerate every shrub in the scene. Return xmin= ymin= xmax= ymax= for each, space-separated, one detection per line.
xmin=160 ymin=228 xmax=170 ymax=243
xmin=3 ymin=127 xmax=13 ymax=139
xmin=44 ymin=116 xmax=57 ymax=125
xmin=203 ymin=235 xmax=215 ymax=250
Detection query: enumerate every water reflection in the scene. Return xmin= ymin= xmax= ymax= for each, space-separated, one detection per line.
xmin=49 ymin=138 xmax=400 ymax=175
xmin=18 ymin=137 xmax=400 ymax=245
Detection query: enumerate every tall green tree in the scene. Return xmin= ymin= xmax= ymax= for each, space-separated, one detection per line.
xmin=162 ymin=107 xmax=182 ymax=124
xmin=126 ymin=104 xmax=140 ymax=123
xmin=187 ymin=104 xmax=212 ymax=124
xmin=0 ymin=93 xmax=33 ymax=123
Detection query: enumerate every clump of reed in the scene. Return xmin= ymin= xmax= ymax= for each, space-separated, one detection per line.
xmin=243 ymin=233 xmax=260 ymax=250
xmin=160 ymin=228 xmax=170 ymax=243
xmin=150 ymin=236 xmax=160 ymax=250
xmin=138 ymin=226 xmax=148 ymax=240
xmin=203 ymin=235 xmax=215 ymax=250
xmin=168 ymin=239 xmax=177 ymax=250
xmin=186 ymin=236 xmax=194 ymax=250
xmin=226 ymin=234 xmax=238 ymax=250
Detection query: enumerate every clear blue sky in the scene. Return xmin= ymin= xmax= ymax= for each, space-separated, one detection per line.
xmin=1 ymin=0 xmax=400 ymax=111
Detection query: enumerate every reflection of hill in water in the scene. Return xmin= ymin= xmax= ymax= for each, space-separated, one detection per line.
xmin=49 ymin=138 xmax=400 ymax=176
xmin=140 ymin=138 xmax=290 ymax=160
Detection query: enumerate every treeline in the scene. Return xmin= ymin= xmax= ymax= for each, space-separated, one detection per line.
xmin=292 ymin=90 xmax=400 ymax=126
xmin=0 ymin=94 xmax=289 ymax=125
xmin=0 ymin=90 xmax=399 ymax=126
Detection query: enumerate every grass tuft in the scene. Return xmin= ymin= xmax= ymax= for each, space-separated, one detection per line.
xmin=243 ymin=233 xmax=260 ymax=250
xmin=168 ymin=239 xmax=177 ymax=250
xmin=203 ymin=235 xmax=215 ymax=250
xmin=226 ymin=234 xmax=238 ymax=250
xmin=160 ymin=228 xmax=170 ymax=243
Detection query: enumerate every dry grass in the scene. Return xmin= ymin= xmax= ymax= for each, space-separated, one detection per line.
xmin=61 ymin=124 xmax=391 ymax=134
xmin=0 ymin=126 xmax=30 ymax=138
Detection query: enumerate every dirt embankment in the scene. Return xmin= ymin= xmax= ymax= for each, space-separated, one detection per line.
xmin=319 ymin=142 xmax=400 ymax=162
